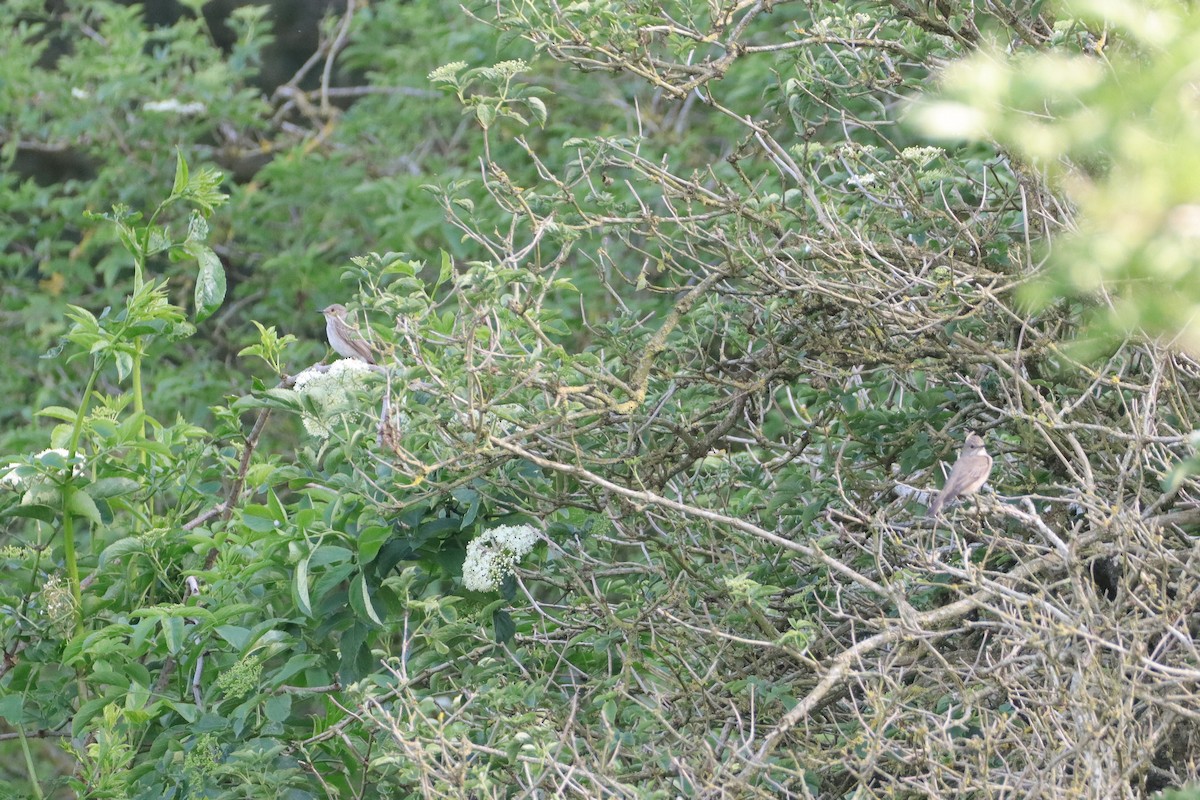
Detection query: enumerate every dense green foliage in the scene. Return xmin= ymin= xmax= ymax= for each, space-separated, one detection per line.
xmin=2 ymin=0 xmax=1200 ymax=798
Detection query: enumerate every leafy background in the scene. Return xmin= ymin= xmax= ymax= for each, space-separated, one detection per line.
xmin=2 ymin=0 xmax=1200 ymax=798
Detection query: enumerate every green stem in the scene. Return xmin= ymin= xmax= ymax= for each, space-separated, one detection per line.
xmin=17 ymin=725 xmax=45 ymax=800
xmin=131 ymin=338 xmax=146 ymax=460
xmin=61 ymin=508 xmax=80 ymax=631
xmin=64 ymin=363 xmax=100 ymax=635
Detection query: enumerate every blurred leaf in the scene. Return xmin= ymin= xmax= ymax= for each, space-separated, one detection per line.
xmin=493 ymin=608 xmax=516 ymax=644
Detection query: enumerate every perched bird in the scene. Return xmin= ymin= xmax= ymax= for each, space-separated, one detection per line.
xmin=320 ymin=304 xmax=376 ymax=364
xmin=927 ymin=432 xmax=992 ymax=517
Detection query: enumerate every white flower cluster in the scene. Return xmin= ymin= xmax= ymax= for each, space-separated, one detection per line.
xmin=40 ymin=572 xmax=75 ymax=635
xmin=293 ymin=359 xmax=376 ymax=439
xmin=428 ymin=61 xmax=467 ymax=83
xmin=143 ymin=99 xmax=207 ymax=115
xmin=462 ymin=523 xmax=540 ymax=592
xmin=900 ymin=146 xmax=944 ymax=167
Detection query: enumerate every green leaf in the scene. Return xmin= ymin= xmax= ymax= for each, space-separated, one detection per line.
xmin=193 ymin=246 xmax=226 ymax=323
xmin=194 ymin=713 xmax=231 ymax=733
xmin=163 ymin=616 xmax=185 ymax=654
xmin=349 ymin=573 xmax=384 ymax=627
xmin=461 ymin=492 xmax=482 ymax=529
xmin=88 ymin=477 xmax=141 ymax=500
xmin=114 ymin=351 xmax=133 ymax=383
xmin=1162 ymin=456 xmax=1200 ymax=493
xmin=172 ymin=149 xmax=189 ymax=196
xmin=99 ymin=536 xmax=146 ymax=567
xmin=493 ymin=608 xmax=515 ymax=643
xmin=267 ymin=488 xmax=287 ymax=524
xmin=34 ymin=406 xmax=79 ymax=422
xmin=475 ymin=103 xmax=496 ymax=129
xmin=527 ymin=96 xmax=547 ymax=126
xmin=357 ymin=526 xmax=391 ymax=564
xmin=186 ymin=211 xmax=209 ymax=244
xmin=233 ymin=389 xmax=302 ymax=413
xmin=215 ymin=626 xmax=251 ymax=649
xmin=309 ymin=545 xmax=353 ymax=567
xmin=265 ymin=694 xmax=292 ymax=724
xmin=241 ymin=504 xmax=280 ymax=533
xmin=293 ymin=553 xmax=313 ymax=617
xmin=72 ymin=691 xmax=126 ymax=738
xmin=66 ymin=489 xmax=102 ymax=524
xmin=437 ymin=249 xmax=454 ymax=291
xmin=338 ymin=623 xmax=370 ymax=683
xmin=2 ymin=504 xmax=57 ymax=523
xmin=270 ymin=654 xmax=319 ymax=687
xmin=125 ymin=681 xmax=152 ymax=713
xmin=0 ymin=694 xmax=24 ymax=723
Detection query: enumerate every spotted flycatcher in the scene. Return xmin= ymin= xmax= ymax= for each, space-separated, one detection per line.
xmin=927 ymin=432 xmax=992 ymax=517
xmin=320 ymin=304 xmax=376 ymax=364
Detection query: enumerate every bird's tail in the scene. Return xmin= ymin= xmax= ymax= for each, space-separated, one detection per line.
xmin=926 ymin=495 xmax=943 ymax=518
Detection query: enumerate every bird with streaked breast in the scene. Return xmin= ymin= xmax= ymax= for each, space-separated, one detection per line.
xmin=320 ymin=303 xmax=376 ymax=364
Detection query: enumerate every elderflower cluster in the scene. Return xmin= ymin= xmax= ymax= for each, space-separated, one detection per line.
xmin=184 ymin=733 xmax=222 ymax=782
xmin=900 ymin=146 xmax=944 ymax=166
xmin=428 ymin=61 xmax=467 ymax=83
xmin=293 ymin=359 xmax=375 ymax=439
xmin=40 ymin=573 xmax=76 ymax=636
xmin=215 ymin=654 xmax=262 ymax=699
xmin=143 ymin=98 xmax=206 ymax=115
xmin=462 ymin=524 xmax=540 ymax=592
